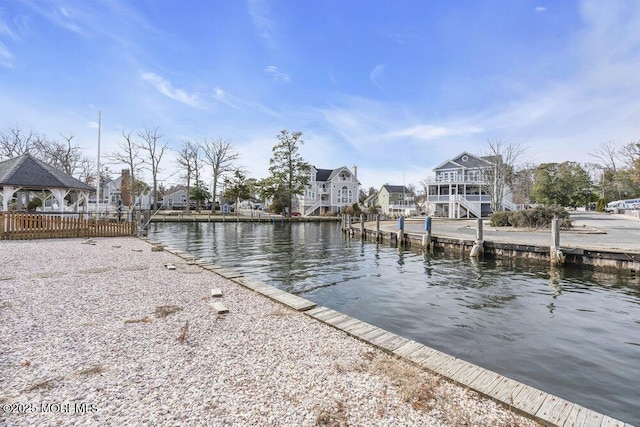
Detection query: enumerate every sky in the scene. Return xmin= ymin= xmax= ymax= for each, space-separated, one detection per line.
xmin=1 ymin=0 xmax=639 ymax=192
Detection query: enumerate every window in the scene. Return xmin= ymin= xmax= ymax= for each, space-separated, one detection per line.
xmin=338 ymin=186 xmax=352 ymax=204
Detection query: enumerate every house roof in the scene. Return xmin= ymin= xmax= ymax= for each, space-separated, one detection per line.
xmin=0 ymin=154 xmax=95 ymax=191
xmin=314 ymin=166 xmax=361 ymax=184
xmin=315 ymin=168 xmax=333 ymax=181
xmin=433 ymin=151 xmax=493 ymax=171
xmin=381 ymin=184 xmax=410 ymax=194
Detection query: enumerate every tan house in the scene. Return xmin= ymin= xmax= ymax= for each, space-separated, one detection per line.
xmin=377 ymin=185 xmax=417 ymax=216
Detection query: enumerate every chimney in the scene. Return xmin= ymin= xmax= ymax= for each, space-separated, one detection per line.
xmin=351 ymin=164 xmax=357 ymax=180
xmin=121 ymin=169 xmax=131 ymax=207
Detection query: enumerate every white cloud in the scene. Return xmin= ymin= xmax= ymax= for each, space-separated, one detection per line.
xmin=369 ymin=63 xmax=386 ymax=90
xmin=0 ymin=42 xmax=14 ymax=68
xmin=140 ymin=72 xmax=202 ymax=108
xmin=264 ymin=65 xmax=291 ymax=81
xmin=535 ymin=6 xmax=547 ymax=13
xmin=247 ymin=0 xmax=276 ymax=49
xmin=386 ymin=124 xmax=484 ymax=140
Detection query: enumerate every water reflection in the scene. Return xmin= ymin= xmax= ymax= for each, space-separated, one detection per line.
xmin=149 ymin=222 xmax=640 ymax=425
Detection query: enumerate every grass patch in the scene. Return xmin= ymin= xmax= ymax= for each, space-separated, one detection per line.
xmin=124 ymin=316 xmax=152 ymax=324
xmin=154 ymin=305 xmax=183 ymax=318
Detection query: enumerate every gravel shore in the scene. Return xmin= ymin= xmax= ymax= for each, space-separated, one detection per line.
xmin=0 ymin=237 xmax=538 ymax=426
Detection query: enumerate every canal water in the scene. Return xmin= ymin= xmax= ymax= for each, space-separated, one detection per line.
xmin=149 ymin=221 xmax=640 ymax=425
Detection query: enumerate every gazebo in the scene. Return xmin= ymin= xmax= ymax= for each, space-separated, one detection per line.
xmin=0 ymin=154 xmax=95 ymax=213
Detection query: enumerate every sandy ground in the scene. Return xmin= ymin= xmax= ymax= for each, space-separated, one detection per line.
xmin=0 ymin=237 xmax=539 ymax=426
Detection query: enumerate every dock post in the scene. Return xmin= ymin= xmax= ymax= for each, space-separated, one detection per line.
xmin=376 ymin=214 xmax=381 ymax=242
xmin=470 ymin=218 xmax=484 ymax=258
xmin=422 ymin=216 xmax=432 ymax=250
xmin=360 ymin=214 xmax=365 ymax=240
xmin=550 ymin=218 xmax=565 ymax=265
xmin=397 ymin=215 xmax=405 ymax=246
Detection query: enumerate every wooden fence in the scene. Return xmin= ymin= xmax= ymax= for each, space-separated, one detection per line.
xmin=0 ymin=212 xmax=137 ymax=240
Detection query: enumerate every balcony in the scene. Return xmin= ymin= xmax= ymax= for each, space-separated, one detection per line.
xmin=424 ymin=176 xmax=489 ymax=185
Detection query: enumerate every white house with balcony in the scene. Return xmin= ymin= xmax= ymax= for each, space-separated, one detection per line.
xmin=294 ymin=166 xmax=360 ymax=216
xmin=425 ymin=152 xmax=514 ymax=218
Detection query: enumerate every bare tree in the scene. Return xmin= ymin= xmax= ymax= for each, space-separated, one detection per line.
xmin=480 ymin=138 xmax=526 ymax=212
xmin=619 ymin=140 xmax=640 ymax=187
xmin=0 ymin=126 xmax=41 ymax=159
xmin=589 ymin=140 xmax=621 ymax=173
xmin=201 ymin=138 xmax=240 ymax=212
xmin=137 ymin=127 xmax=168 ymax=211
xmin=38 ymin=133 xmax=84 ymax=176
xmin=106 ymin=130 xmax=144 ymax=210
xmin=78 ymin=157 xmax=97 ymax=185
xmin=176 ymin=141 xmax=200 ymax=210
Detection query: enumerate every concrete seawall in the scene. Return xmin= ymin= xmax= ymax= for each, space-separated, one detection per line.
xmin=346 ymin=221 xmax=640 ymax=273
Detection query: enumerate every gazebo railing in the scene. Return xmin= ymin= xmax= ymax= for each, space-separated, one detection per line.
xmin=0 ymin=211 xmax=137 ymax=240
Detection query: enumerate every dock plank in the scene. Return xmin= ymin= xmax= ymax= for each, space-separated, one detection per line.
xmin=488 ymin=376 xmax=526 ymax=406
xmin=214 ymin=268 xmax=243 ymax=279
xmin=330 ymin=317 xmax=362 ymax=330
xmin=347 ymin=323 xmax=380 ymax=340
xmin=447 ymin=363 xmax=484 ymax=386
xmin=359 ymin=327 xmax=388 ymax=342
xmin=393 ymin=341 xmax=425 ymax=358
xmin=436 ymin=358 xmax=469 ymax=379
xmin=269 ymin=293 xmax=316 ymax=311
xmin=510 ymin=385 xmax=548 ymax=417
xmin=305 ymin=306 xmax=330 ymax=317
xmin=404 ymin=346 xmax=439 ymax=365
xmin=466 ymin=370 xmax=504 ymax=395
xmin=535 ymin=395 xmax=573 ymax=426
xmin=377 ymin=335 xmax=410 ymax=352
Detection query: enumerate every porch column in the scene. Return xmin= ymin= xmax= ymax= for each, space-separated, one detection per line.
xmin=50 ymin=188 xmax=70 ymax=214
xmin=1 ymin=186 xmax=20 ymax=211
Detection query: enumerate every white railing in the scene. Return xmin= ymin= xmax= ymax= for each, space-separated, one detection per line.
xmin=304 ymin=199 xmax=330 ymax=216
xmin=502 ymin=199 xmax=518 ymax=211
xmin=423 ymin=176 xmax=490 ymax=185
xmin=454 ymin=195 xmax=482 ymax=218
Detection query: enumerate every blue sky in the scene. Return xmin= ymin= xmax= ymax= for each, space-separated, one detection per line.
xmin=1 ymin=0 xmax=639 ymax=191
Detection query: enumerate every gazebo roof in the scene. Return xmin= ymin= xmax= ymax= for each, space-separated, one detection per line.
xmin=0 ymin=154 xmax=95 ymax=192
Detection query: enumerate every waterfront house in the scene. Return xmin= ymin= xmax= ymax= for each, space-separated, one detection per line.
xmin=103 ymin=169 xmax=152 ymax=210
xmin=425 ymin=152 xmax=515 ymax=218
xmin=294 ymin=166 xmax=361 ymax=216
xmin=161 ymin=188 xmax=188 ymax=210
xmin=377 ymin=185 xmax=418 ymax=216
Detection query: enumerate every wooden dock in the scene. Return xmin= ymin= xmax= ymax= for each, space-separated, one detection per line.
xmin=144 ymin=238 xmax=632 ymax=427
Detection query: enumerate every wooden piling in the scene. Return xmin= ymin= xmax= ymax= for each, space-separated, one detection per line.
xmin=470 ymin=218 xmax=484 ymax=258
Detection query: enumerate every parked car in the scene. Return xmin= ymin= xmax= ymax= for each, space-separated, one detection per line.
xmin=291 ymin=212 xmax=301 ymax=217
